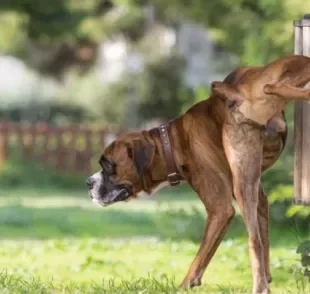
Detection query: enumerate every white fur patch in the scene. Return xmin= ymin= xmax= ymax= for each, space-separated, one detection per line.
xmin=137 ymin=181 xmax=169 ymax=199
xmin=92 ymin=198 xmax=102 ymax=206
xmin=90 ymin=171 xmax=102 ymax=182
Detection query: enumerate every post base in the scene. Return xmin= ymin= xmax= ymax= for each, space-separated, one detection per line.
xmin=293 ymin=197 xmax=310 ymax=206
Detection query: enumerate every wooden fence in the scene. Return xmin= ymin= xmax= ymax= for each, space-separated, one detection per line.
xmin=0 ymin=121 xmax=122 ymax=174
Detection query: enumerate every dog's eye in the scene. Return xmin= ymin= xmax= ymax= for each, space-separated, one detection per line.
xmin=99 ymin=157 xmax=115 ymax=174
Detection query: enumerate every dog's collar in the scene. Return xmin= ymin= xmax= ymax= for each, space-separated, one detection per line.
xmin=158 ymin=124 xmax=181 ymax=186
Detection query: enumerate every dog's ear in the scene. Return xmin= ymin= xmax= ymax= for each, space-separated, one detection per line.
xmin=100 ymin=155 xmax=115 ymax=174
xmin=127 ymin=140 xmax=155 ymax=176
xmin=211 ymin=81 xmax=243 ymax=108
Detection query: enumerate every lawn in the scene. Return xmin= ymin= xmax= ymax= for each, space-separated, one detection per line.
xmin=0 ymin=186 xmax=309 ymax=293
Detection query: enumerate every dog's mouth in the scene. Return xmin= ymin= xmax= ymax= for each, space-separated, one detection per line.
xmin=91 ymin=184 xmax=132 ymax=207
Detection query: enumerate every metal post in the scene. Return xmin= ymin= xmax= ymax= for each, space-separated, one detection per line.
xmin=293 ymin=14 xmax=310 ymax=205
xmin=126 ymin=52 xmax=143 ymax=129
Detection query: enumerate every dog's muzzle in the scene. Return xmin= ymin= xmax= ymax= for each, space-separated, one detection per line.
xmin=86 ymin=174 xmax=132 ymax=206
xmin=110 ymin=184 xmax=132 ymax=202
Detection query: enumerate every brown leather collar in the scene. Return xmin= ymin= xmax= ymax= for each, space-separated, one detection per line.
xmin=158 ymin=124 xmax=181 ymax=186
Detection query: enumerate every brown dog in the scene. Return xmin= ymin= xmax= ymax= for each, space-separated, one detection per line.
xmin=86 ymin=56 xmax=292 ymax=293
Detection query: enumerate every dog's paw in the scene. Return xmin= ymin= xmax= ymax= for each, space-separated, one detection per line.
xmin=252 ymin=288 xmax=270 ymax=294
xmin=179 ymin=277 xmax=202 ymax=290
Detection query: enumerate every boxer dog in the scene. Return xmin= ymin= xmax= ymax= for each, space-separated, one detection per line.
xmin=85 ymin=55 xmax=310 ymax=294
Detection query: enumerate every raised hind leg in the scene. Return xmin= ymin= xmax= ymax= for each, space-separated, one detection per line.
xmin=264 ymin=82 xmax=310 ymax=100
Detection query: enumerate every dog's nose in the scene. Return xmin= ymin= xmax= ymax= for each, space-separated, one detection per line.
xmin=86 ymin=177 xmax=95 ymax=189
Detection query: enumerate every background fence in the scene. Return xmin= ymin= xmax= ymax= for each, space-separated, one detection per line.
xmin=0 ymin=121 xmax=123 ymax=174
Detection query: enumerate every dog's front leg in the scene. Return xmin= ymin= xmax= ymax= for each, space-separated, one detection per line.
xmin=223 ymin=121 xmax=269 ymax=294
xmin=180 ymin=172 xmax=235 ymax=289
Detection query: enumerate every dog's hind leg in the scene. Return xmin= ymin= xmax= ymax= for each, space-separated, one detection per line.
xmin=223 ymin=119 xmax=269 ymax=294
xmin=180 ymin=172 xmax=235 ymax=289
xmin=258 ymin=183 xmax=272 ymax=284
xmin=264 ymin=82 xmax=310 ymax=100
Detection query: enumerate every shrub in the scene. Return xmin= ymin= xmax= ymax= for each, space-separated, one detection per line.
xmin=154 ymin=204 xmax=205 ymax=242
xmin=0 ymin=155 xmax=85 ymax=191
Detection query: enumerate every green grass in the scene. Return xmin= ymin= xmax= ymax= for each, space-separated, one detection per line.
xmin=0 ymin=186 xmax=309 ymax=293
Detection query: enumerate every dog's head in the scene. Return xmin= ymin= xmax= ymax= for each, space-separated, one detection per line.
xmin=87 ymin=132 xmax=155 ymax=206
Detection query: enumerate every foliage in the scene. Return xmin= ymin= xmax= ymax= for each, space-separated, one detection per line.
xmin=3 ymin=0 xmax=308 ymax=76
xmin=0 ymin=102 xmax=94 ymax=125
xmin=0 ymin=0 xmax=145 ymax=77
xmin=155 ymin=0 xmax=310 ymax=65
xmin=90 ymin=75 xmax=135 ymax=127
xmin=154 ymin=204 xmax=205 ymax=242
xmin=0 ymin=156 xmax=85 ymax=190
xmin=297 ymin=241 xmax=310 ymax=281
xmin=60 ymin=69 xmax=123 ymax=126
xmin=94 ymin=54 xmax=195 ymax=125
xmin=138 ymin=54 xmax=194 ymax=121
xmin=0 ymin=11 xmax=27 ymax=55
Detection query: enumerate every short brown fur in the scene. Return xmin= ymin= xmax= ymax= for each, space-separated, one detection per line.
xmin=211 ymin=55 xmax=310 ymax=135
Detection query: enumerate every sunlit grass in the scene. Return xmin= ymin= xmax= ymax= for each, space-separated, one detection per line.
xmin=0 ymin=187 xmax=308 ymax=293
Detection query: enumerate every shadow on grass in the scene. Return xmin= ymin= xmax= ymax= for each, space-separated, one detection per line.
xmin=0 ymin=205 xmax=155 ymax=239
xmin=0 ymin=203 xmax=306 ymax=249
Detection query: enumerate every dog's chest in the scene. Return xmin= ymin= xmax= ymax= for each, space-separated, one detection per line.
xmin=136 ymin=181 xmax=169 ymax=199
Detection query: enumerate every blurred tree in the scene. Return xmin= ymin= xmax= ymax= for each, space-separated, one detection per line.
xmin=89 ymin=54 xmax=194 ymax=125
xmin=138 ymin=55 xmax=194 ymax=121
xmin=3 ymin=0 xmax=309 ymax=77
xmin=154 ymin=0 xmax=310 ymax=65
xmin=2 ymin=0 xmax=310 ymax=74
xmin=0 ymin=0 xmax=145 ymax=78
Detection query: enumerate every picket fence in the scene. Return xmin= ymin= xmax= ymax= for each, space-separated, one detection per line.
xmin=0 ymin=121 xmax=123 ymax=174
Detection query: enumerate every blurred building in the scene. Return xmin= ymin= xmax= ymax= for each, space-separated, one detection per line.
xmin=97 ymin=20 xmax=236 ymax=88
